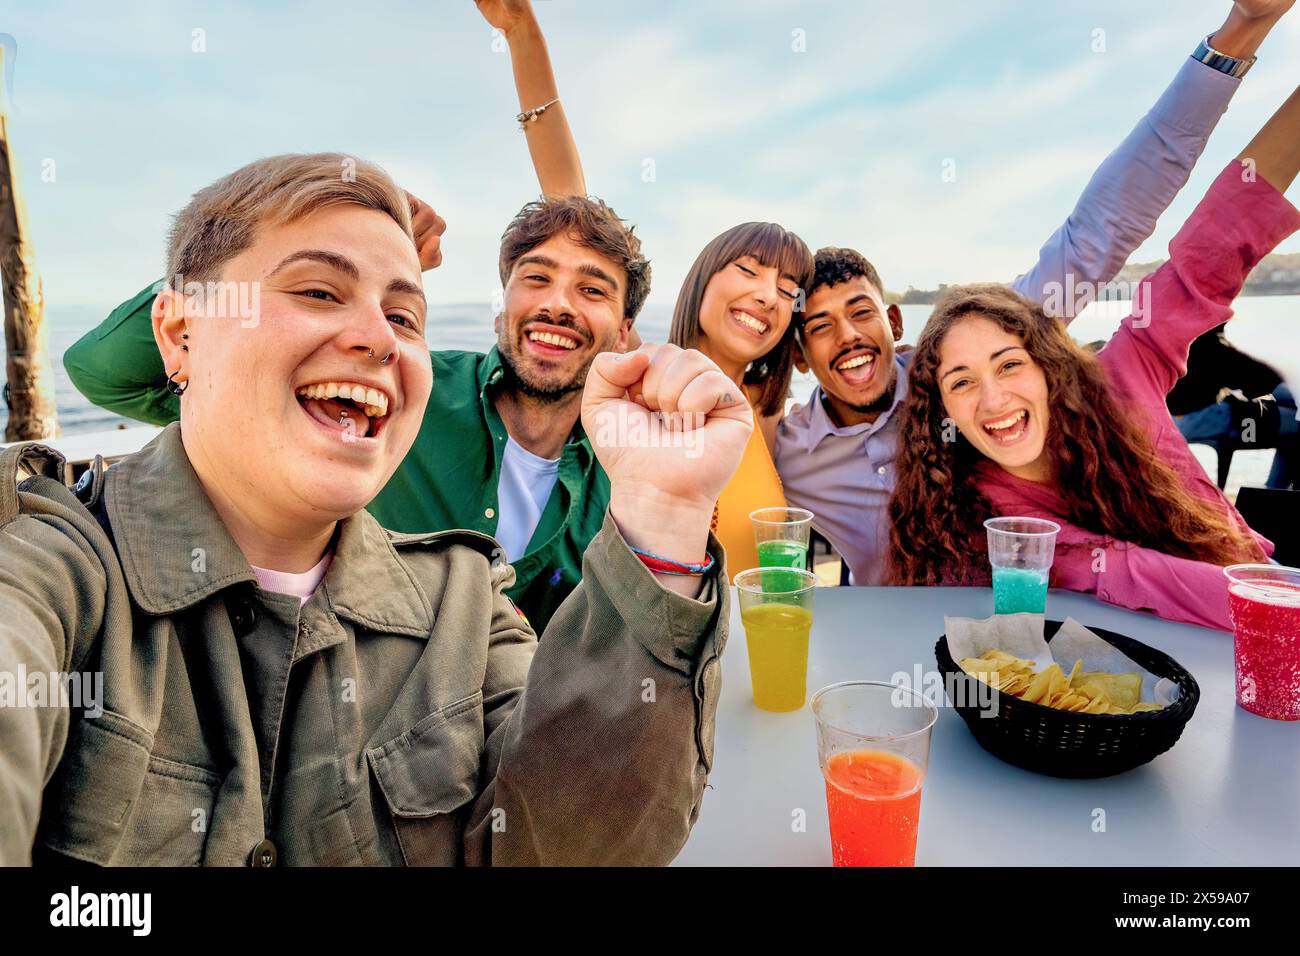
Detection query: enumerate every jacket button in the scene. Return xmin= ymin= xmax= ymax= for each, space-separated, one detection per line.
xmin=249 ymin=838 xmax=277 ymax=867
xmin=230 ymin=601 xmax=257 ymax=636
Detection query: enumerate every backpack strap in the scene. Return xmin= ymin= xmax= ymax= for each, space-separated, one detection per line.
xmin=0 ymin=441 xmax=67 ymax=524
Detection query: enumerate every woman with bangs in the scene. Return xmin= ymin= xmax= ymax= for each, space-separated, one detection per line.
xmin=665 ymin=221 xmax=813 ymax=575
xmin=476 ymin=0 xmax=813 ymax=574
xmin=885 ymin=86 xmax=1300 ymax=630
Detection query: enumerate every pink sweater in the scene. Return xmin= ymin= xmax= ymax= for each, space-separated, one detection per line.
xmin=974 ymin=162 xmax=1300 ymax=631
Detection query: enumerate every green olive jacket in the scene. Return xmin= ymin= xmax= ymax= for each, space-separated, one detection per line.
xmin=0 ymin=425 xmax=727 ymax=865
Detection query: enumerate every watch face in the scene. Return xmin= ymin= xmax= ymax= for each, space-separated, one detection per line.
xmin=1196 ymin=42 xmax=1249 ymax=78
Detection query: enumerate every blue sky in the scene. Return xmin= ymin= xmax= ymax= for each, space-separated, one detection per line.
xmin=4 ymin=0 xmax=1299 ymax=314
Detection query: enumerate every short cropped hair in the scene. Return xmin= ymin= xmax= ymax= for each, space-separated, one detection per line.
xmin=498 ymin=196 xmax=651 ymax=321
xmin=810 ymin=246 xmax=886 ymax=300
xmin=166 ymin=153 xmax=413 ymax=285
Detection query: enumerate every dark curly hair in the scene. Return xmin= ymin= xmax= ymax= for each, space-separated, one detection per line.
xmin=887 ymin=283 xmax=1266 ymax=586
xmin=809 ymin=246 xmax=886 ymax=301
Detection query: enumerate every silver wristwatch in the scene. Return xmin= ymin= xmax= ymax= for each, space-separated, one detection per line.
xmin=1192 ymin=34 xmax=1257 ymax=79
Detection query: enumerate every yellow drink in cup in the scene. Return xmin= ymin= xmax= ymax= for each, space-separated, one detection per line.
xmin=740 ymin=603 xmax=813 ymax=711
xmin=735 ymin=568 xmax=818 ymax=712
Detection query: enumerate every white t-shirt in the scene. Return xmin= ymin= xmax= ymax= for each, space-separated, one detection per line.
xmin=494 ymin=436 xmax=561 ymax=563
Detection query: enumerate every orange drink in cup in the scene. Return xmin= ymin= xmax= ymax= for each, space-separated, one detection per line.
xmin=811 ymin=681 xmax=937 ymax=866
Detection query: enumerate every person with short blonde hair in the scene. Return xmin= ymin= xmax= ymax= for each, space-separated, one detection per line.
xmin=1 ymin=151 xmax=749 ymax=866
xmin=66 ymin=161 xmax=653 ymax=634
xmin=165 ymin=152 xmax=413 ymax=284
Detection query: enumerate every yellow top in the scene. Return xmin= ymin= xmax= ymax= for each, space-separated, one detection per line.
xmin=713 ymin=415 xmax=786 ymax=582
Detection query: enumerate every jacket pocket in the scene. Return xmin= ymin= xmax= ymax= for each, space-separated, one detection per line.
xmin=38 ymin=710 xmax=220 ymax=866
xmin=366 ymin=691 xmax=485 ymax=866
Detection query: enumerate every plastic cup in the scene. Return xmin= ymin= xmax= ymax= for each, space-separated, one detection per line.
xmin=735 ymin=567 xmax=817 ymax=712
xmin=984 ymin=516 xmax=1060 ymax=614
xmin=811 ymin=681 xmax=938 ymax=867
xmin=1224 ymin=564 xmax=1300 ymax=721
xmin=751 ymin=507 xmax=814 ymax=571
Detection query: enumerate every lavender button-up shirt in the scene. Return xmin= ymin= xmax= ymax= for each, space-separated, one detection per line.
xmin=775 ymin=56 xmax=1242 ymax=585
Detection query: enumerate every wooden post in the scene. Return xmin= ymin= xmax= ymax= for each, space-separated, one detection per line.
xmin=0 ymin=44 xmax=59 ymax=441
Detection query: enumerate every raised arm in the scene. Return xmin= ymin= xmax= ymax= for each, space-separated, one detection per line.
xmin=1104 ymin=85 xmax=1300 ymax=401
xmin=464 ymin=513 xmax=726 ymax=864
xmin=1238 ymin=84 xmax=1300 ymax=193
xmin=1011 ymin=2 xmax=1294 ymax=319
xmin=475 ymin=0 xmax=586 ymax=199
xmin=463 ymin=345 xmax=747 ymax=864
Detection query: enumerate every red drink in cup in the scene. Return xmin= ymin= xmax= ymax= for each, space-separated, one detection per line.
xmin=823 ymin=749 xmax=923 ymax=867
xmin=1224 ymin=565 xmax=1300 ymax=722
xmin=811 ymin=681 xmax=937 ymax=867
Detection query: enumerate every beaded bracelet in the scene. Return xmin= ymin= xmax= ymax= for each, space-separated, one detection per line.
xmin=516 ymin=97 xmax=560 ymax=130
xmin=630 ymin=546 xmax=715 ymax=576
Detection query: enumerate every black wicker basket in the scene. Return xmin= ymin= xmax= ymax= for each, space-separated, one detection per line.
xmin=934 ymin=620 xmax=1200 ymax=778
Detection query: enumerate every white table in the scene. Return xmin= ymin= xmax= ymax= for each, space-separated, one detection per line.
xmin=675 ymin=587 xmax=1300 ymax=866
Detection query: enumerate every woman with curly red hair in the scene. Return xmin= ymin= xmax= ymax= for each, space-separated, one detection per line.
xmin=888 ymin=86 xmax=1300 ymax=630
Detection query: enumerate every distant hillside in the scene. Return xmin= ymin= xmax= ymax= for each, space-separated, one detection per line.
xmin=887 ymin=252 xmax=1300 ymax=304
xmin=1115 ymin=251 xmax=1300 ymax=296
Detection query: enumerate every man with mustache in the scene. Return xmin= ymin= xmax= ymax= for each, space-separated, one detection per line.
xmin=66 ymin=194 xmax=648 ymax=633
xmin=776 ymin=1 xmax=1295 ymax=585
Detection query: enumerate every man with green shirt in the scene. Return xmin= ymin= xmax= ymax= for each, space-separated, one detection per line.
xmin=65 ymin=194 xmax=651 ymax=633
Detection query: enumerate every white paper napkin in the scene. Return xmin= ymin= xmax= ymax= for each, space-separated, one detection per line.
xmin=944 ymin=613 xmax=1176 ymax=705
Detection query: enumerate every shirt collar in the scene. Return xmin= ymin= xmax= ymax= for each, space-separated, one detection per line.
xmin=105 ymin=423 xmax=434 ymax=633
xmin=477 ymin=344 xmax=507 ymax=398
xmin=478 ymin=345 xmax=595 ymax=462
xmin=800 ymin=352 xmax=911 ymax=452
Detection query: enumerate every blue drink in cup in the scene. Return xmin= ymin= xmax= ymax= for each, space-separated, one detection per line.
xmin=984 ymin=517 xmax=1060 ymax=614
xmin=991 ymin=566 xmax=1050 ymax=613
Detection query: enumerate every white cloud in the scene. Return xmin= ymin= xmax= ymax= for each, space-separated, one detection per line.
xmin=8 ymin=0 xmax=1300 ymax=318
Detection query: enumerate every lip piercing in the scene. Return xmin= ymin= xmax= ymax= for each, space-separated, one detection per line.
xmin=367 ymin=348 xmax=374 ymax=359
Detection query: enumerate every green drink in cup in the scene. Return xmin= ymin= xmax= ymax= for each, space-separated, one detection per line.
xmin=751 ymin=507 xmax=814 ymax=571
xmin=984 ymin=517 xmax=1060 ymax=614
xmin=736 ymin=568 xmax=818 ymax=712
